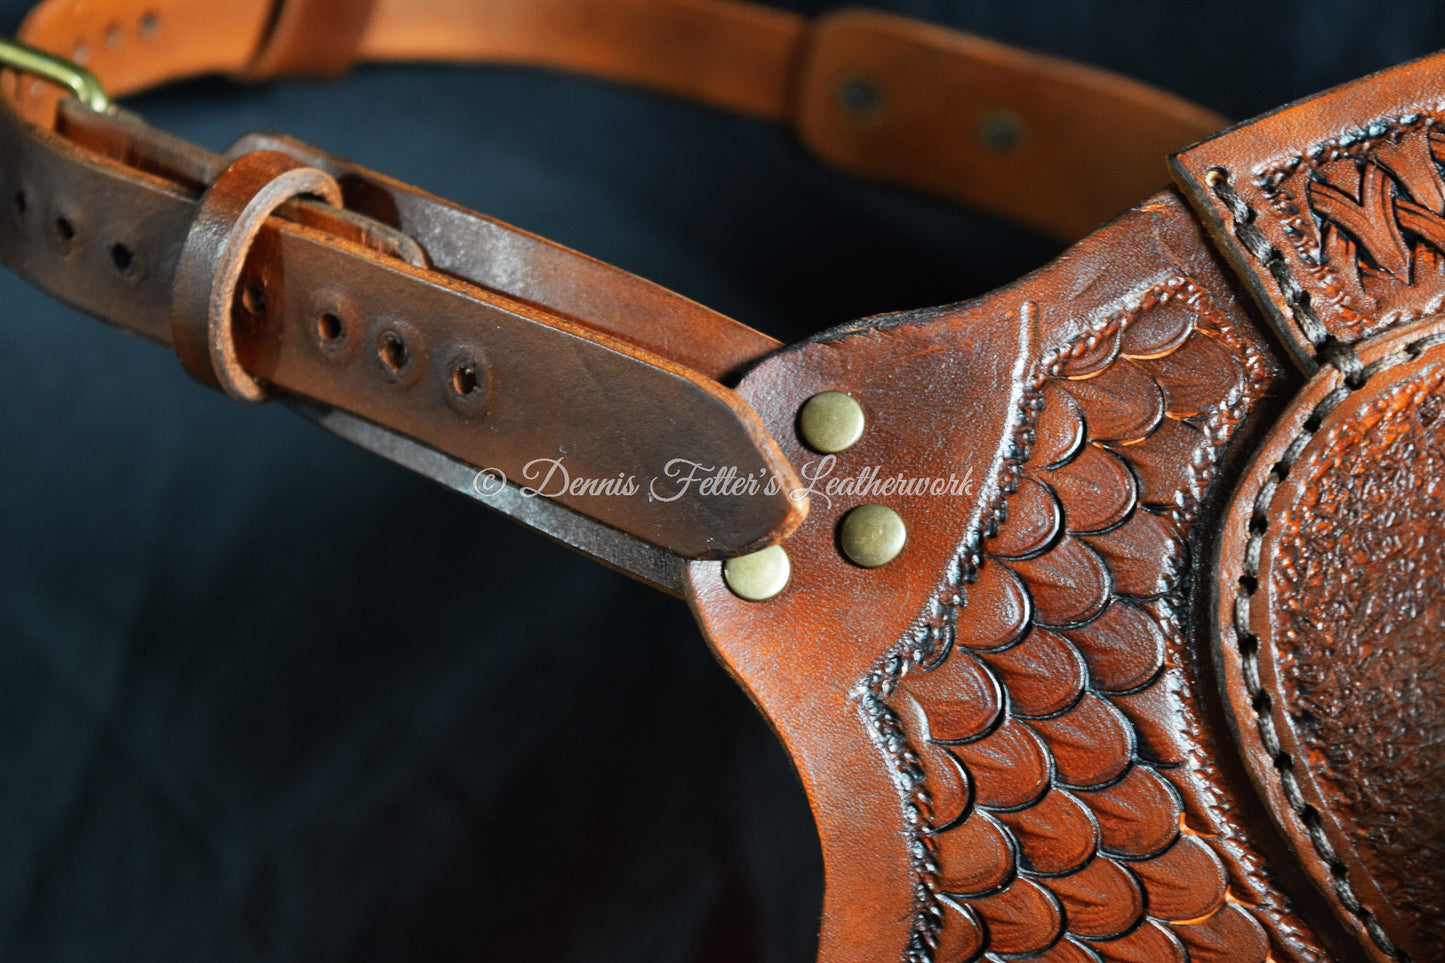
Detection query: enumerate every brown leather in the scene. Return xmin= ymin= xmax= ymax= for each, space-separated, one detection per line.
xmin=359 ymin=0 xmax=806 ymax=123
xmin=794 ymin=10 xmax=1227 ymax=239
xmin=15 ymin=0 xmax=1225 ymax=241
xmin=1216 ymin=316 xmax=1445 ymax=963
xmin=217 ymin=129 xmax=782 ymax=385
xmin=356 ymin=0 xmax=1227 ymax=238
xmin=0 ymin=97 xmax=804 ymax=558
xmin=1171 ymin=61 xmax=1445 ymax=960
xmin=686 ymin=192 xmax=1334 ymax=963
xmin=242 ymin=0 xmax=376 ymax=78
xmin=0 ymin=0 xmax=1227 ymax=552
xmin=1173 ymin=51 xmax=1445 ymax=370
xmin=3 ymin=1 xmax=1444 ymax=962
xmin=170 ymin=149 xmax=343 ymax=402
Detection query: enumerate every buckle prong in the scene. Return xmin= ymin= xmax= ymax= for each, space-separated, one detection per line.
xmin=0 ymin=36 xmax=110 ymax=112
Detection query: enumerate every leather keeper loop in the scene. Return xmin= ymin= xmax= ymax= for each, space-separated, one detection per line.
xmin=170 ymin=150 xmax=342 ymax=403
xmin=243 ymin=0 xmax=377 ymax=80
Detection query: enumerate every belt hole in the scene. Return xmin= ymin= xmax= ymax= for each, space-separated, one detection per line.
xmin=109 ymin=242 xmax=135 ymax=276
xmin=54 ymin=215 xmax=75 ymax=251
xmin=444 ymin=350 xmax=489 ymax=417
xmin=105 ymin=23 xmax=123 ymax=49
xmin=316 ymin=311 xmax=344 ymax=343
xmin=451 ymin=363 xmax=479 ymax=396
xmin=139 ymin=11 xmax=160 ymax=41
xmin=378 ymin=331 xmax=408 ymax=372
xmin=13 ymin=190 xmax=26 ymax=215
xmin=241 ymin=284 xmax=266 ymax=316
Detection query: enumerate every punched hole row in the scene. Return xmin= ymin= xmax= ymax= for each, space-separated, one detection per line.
xmin=20 ymin=11 xmax=162 ymax=100
xmin=13 ymin=176 xmax=482 ymax=404
xmin=13 ymin=188 xmax=139 ymax=278
xmin=306 ymin=305 xmax=483 ymax=398
xmin=75 ymin=11 xmax=159 ymax=63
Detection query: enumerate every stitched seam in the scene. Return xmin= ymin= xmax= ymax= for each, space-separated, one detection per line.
xmin=1208 ymin=168 xmax=1444 ymax=963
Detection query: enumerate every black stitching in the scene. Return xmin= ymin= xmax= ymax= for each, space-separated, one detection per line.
xmin=1208 ymin=170 xmax=1353 ymax=357
xmin=1211 ymin=166 xmax=1419 ymax=962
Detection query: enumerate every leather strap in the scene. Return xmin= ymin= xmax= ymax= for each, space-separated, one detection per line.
xmin=0 ymin=0 xmax=1225 ymax=560
xmin=243 ymin=0 xmax=376 ymax=78
xmin=792 ymin=10 xmax=1225 ymax=240
xmin=0 ymin=98 xmax=803 ymax=558
xmin=15 ymin=0 xmax=1224 ymax=240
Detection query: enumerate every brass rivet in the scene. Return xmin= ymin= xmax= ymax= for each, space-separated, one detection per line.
xmin=723 ymin=545 xmax=791 ymax=601
xmin=840 ymin=504 xmax=906 ymax=568
xmin=799 ymin=391 xmax=865 ymax=453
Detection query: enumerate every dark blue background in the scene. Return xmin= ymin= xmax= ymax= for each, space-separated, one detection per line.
xmin=0 ymin=2 xmax=1439 ymax=961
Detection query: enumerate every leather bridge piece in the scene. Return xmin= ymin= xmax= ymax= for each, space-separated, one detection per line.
xmin=1174 ymin=51 xmax=1445 ymax=370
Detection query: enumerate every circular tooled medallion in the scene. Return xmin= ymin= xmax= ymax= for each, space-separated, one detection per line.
xmin=1215 ymin=318 xmax=1445 ymax=962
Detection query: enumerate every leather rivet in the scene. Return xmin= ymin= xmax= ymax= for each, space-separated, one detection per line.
xmin=840 ymin=504 xmax=906 ymax=568
xmin=723 ymin=545 xmax=790 ymax=601
xmin=979 ymin=108 xmax=1026 ymax=154
xmin=799 ymin=391 xmax=865 ymax=453
xmin=837 ymin=76 xmax=881 ymax=118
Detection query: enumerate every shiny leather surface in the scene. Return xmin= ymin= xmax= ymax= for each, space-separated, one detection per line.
xmin=689 ymin=192 xmax=1315 ymax=962
xmin=1216 ymin=317 xmax=1445 ymax=963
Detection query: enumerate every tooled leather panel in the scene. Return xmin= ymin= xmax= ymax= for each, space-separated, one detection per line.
xmin=688 ymin=192 xmax=1335 ymax=963
xmin=1172 ymin=50 xmax=1445 ymax=370
xmin=1216 ymin=320 xmax=1445 ymax=963
xmin=1274 ymin=360 xmax=1445 ymax=957
xmin=879 ymin=276 xmax=1315 ymax=962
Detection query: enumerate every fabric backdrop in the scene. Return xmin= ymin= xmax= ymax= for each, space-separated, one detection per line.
xmin=0 ymin=2 xmax=1440 ymax=961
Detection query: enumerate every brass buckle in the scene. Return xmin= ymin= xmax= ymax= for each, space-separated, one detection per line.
xmin=0 ymin=35 xmax=110 ymax=112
